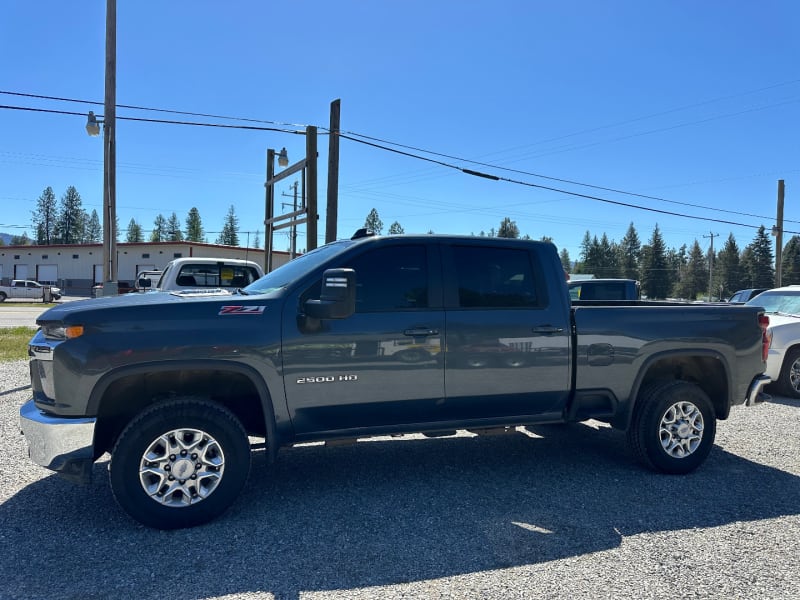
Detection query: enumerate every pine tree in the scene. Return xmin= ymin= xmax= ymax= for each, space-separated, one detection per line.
xmin=167 ymin=212 xmax=184 ymax=241
xmin=559 ymin=248 xmax=571 ymax=272
xmin=126 ymin=218 xmax=144 ymax=242
xmin=619 ymin=222 xmax=641 ymax=280
xmin=216 ymin=205 xmax=240 ymax=246
xmin=641 ymin=224 xmax=670 ymax=299
xmin=253 ymin=230 xmax=261 ymax=249
xmin=497 ymin=217 xmax=520 ymax=238
xmin=782 ymin=235 xmax=800 ymax=285
xmin=150 ymin=214 xmax=168 ymax=242
xmin=32 ymin=186 xmax=58 ymax=245
xmin=388 ymin=221 xmax=404 ymax=234
xmin=84 ymin=209 xmax=102 ymax=243
xmin=743 ymin=225 xmax=775 ymax=288
xmin=185 ymin=207 xmax=205 ymax=242
xmin=364 ymin=208 xmax=383 ymax=235
xmin=54 ymin=186 xmax=86 ymax=244
xmin=715 ymin=233 xmax=741 ymax=298
xmin=675 ymin=240 xmax=708 ymax=300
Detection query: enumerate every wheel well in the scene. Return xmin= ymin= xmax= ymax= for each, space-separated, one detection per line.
xmin=635 ymin=355 xmax=728 ymax=420
xmin=92 ymin=368 xmax=268 ymax=457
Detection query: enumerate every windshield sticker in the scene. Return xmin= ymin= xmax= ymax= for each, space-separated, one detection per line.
xmin=219 ymin=305 xmax=266 ymax=315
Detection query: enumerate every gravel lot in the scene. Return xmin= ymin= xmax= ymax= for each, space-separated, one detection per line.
xmin=1 ymin=358 xmax=798 ymax=600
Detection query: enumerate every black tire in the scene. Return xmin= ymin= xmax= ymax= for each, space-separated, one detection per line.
xmin=776 ymin=347 xmax=800 ymax=399
xmin=627 ymin=380 xmax=716 ymax=474
xmin=0 ymin=292 xmax=6 ymax=302
xmin=109 ymin=397 xmax=250 ymax=529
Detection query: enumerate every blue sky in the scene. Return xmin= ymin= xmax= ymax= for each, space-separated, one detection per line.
xmin=1 ymin=1 xmax=798 ymax=262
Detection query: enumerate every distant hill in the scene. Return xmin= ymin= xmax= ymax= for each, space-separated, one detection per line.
xmin=0 ymin=232 xmax=12 ymax=245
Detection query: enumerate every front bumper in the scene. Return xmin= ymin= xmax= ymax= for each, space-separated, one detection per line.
xmin=19 ymin=399 xmax=96 ymax=483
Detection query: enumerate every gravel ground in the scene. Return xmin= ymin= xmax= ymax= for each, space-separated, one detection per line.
xmin=1 ymin=358 xmax=798 ymax=600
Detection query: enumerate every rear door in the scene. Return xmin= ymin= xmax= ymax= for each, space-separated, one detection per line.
xmin=281 ymin=240 xmax=446 ymax=435
xmin=441 ymin=241 xmax=572 ymax=421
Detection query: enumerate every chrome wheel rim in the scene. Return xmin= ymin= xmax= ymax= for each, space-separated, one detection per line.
xmin=139 ymin=428 xmax=225 ymax=507
xmin=789 ymin=357 xmax=800 ymax=393
xmin=659 ymin=401 xmax=704 ymax=458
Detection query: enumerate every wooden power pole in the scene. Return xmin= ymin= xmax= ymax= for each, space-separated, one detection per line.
xmin=776 ymin=179 xmax=785 ymax=287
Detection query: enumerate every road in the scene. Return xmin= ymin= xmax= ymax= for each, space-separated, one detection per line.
xmin=0 ymin=296 xmax=83 ymax=328
xmin=1 ymin=357 xmax=798 ymax=600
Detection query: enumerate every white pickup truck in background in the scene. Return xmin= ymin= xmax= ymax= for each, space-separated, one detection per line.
xmin=143 ymin=257 xmax=264 ymax=292
xmin=0 ymin=280 xmax=62 ymax=302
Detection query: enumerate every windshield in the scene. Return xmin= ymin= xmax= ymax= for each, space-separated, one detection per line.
xmin=747 ymin=290 xmax=800 ymax=316
xmin=244 ymin=240 xmax=356 ymax=294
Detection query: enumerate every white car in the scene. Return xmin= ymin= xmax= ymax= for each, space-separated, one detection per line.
xmin=746 ymin=286 xmax=800 ymax=398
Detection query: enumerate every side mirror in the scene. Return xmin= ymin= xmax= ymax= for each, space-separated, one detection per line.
xmin=138 ymin=278 xmax=152 ymax=289
xmin=304 ymin=268 xmax=356 ymax=319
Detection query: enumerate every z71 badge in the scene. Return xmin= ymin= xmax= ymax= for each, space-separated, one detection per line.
xmin=218 ymin=305 xmax=266 ymax=315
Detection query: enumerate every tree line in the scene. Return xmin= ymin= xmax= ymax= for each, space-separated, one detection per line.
xmin=2 ymin=186 xmax=247 ymax=248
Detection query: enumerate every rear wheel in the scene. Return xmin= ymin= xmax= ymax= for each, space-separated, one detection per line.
xmin=110 ymin=397 xmax=250 ymax=529
xmin=0 ymin=292 xmax=6 ymax=302
xmin=776 ymin=348 xmax=800 ymax=399
xmin=627 ymin=380 xmax=716 ymax=474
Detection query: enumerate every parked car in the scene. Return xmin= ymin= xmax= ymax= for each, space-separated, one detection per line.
xmin=745 ymin=286 xmax=800 ymax=397
xmin=153 ymin=257 xmax=264 ymax=292
xmin=568 ymin=278 xmax=640 ymax=301
xmin=729 ymin=288 xmax=768 ymax=303
xmin=0 ymin=279 xmax=61 ymax=301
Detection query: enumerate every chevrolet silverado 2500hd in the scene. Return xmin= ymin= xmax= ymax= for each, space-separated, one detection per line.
xmin=20 ymin=232 xmax=771 ymax=529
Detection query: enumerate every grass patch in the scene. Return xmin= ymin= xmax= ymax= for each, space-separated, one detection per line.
xmin=0 ymin=326 xmax=38 ymax=362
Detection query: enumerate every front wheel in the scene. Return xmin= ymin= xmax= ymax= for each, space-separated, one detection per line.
xmin=627 ymin=380 xmax=716 ymax=474
xmin=110 ymin=398 xmax=251 ymax=529
xmin=776 ymin=347 xmax=800 ymax=399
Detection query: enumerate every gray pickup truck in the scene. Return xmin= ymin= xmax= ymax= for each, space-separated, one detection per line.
xmin=20 ymin=232 xmax=771 ymax=529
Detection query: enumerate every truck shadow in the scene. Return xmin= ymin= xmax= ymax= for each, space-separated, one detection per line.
xmin=2 ymin=423 xmax=799 ymax=600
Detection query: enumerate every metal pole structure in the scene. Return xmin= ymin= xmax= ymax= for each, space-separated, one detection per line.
xmin=306 ymin=125 xmax=318 ymax=252
xmin=776 ymin=179 xmax=785 ymax=287
xmin=704 ymin=232 xmax=717 ymax=301
xmin=326 ymin=99 xmax=341 ymax=243
xmin=102 ymin=0 xmax=118 ymax=293
xmin=264 ymin=148 xmax=275 ymax=272
xmin=291 ymin=180 xmax=298 ymax=258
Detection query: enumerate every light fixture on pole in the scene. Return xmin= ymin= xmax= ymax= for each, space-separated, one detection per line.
xmin=86 ymin=111 xmax=102 ymax=136
xmin=277 ymin=147 xmax=289 ymax=167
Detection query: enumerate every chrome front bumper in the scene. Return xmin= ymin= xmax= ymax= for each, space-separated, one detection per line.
xmin=19 ymin=399 xmax=97 ymax=483
xmin=745 ymin=374 xmax=772 ymax=406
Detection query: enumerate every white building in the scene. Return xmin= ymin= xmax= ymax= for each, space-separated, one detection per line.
xmin=0 ymin=241 xmax=290 ymax=296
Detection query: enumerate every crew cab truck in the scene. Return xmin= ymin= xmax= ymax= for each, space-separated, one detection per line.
xmin=148 ymin=257 xmax=263 ymax=292
xmin=0 ymin=279 xmax=61 ymax=301
xmin=20 ymin=233 xmax=771 ymax=529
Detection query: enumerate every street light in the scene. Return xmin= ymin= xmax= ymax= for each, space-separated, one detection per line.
xmin=276 ymin=147 xmax=289 ymax=167
xmin=86 ymin=111 xmax=102 ymax=136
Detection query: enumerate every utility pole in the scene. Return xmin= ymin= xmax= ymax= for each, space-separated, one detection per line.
xmin=704 ymin=232 xmax=718 ymax=301
xmin=775 ymin=179 xmax=785 ymax=287
xmin=326 ymin=99 xmax=341 ymax=243
xmin=102 ymin=0 xmax=118 ymax=294
xmin=281 ymin=181 xmax=299 ymax=258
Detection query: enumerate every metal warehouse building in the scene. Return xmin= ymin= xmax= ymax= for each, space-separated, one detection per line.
xmin=0 ymin=241 xmax=290 ymax=296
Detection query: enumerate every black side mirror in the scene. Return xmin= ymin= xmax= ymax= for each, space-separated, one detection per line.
xmin=304 ymin=268 xmax=356 ymax=319
xmin=138 ymin=278 xmax=152 ymax=289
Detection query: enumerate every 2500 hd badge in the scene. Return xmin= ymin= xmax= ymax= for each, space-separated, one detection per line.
xmin=296 ymin=375 xmax=359 ymax=384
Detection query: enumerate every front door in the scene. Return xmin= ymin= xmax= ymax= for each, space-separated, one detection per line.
xmin=281 ymin=242 xmax=445 ymax=436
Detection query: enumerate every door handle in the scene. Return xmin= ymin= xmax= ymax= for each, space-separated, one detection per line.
xmin=532 ymin=326 xmax=564 ymax=335
xmin=404 ymin=328 xmax=439 ymax=337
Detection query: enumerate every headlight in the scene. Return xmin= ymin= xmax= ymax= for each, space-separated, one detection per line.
xmin=41 ymin=324 xmax=84 ymax=340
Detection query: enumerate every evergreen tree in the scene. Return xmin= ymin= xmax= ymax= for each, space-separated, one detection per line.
xmin=497 ymin=217 xmax=520 ymax=238
xmin=579 ymin=231 xmax=604 ymax=275
xmin=675 ymin=240 xmax=708 ymax=300
xmin=32 ymin=186 xmax=58 ymax=245
xmin=596 ymin=233 xmax=620 ymax=277
xmin=559 ymin=248 xmax=571 ymax=272
xmin=216 ymin=205 xmax=240 ymax=246
xmin=782 ymin=235 xmax=800 ymax=285
xmin=619 ymin=222 xmax=641 ymax=280
xmin=742 ymin=225 xmax=775 ymax=288
xmin=364 ymin=208 xmax=383 ymax=235
xmin=739 ymin=246 xmax=756 ymax=288
xmin=388 ymin=221 xmax=404 ymax=234
xmin=54 ymin=186 xmax=86 ymax=244
xmin=150 ymin=214 xmax=168 ymax=242
xmin=253 ymin=230 xmax=261 ymax=249
xmin=167 ymin=212 xmax=184 ymax=241
xmin=185 ymin=207 xmax=205 ymax=242
xmin=715 ymin=233 xmax=742 ymax=298
xmin=641 ymin=224 xmax=670 ymax=299
xmin=126 ymin=218 xmax=144 ymax=242
xmin=10 ymin=232 xmax=32 ymax=245
xmin=84 ymin=209 xmax=102 ymax=243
